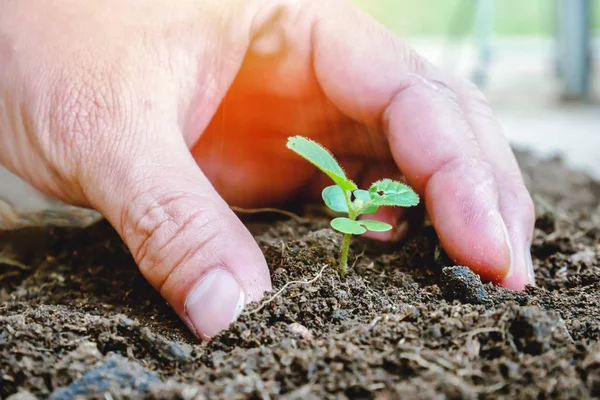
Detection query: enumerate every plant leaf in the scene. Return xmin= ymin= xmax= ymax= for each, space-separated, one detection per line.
xmin=359 ymin=219 xmax=393 ymax=232
xmin=353 ymin=189 xmax=379 ymax=215
xmin=369 ymin=179 xmax=420 ymax=207
xmin=287 ymin=136 xmax=357 ymax=190
xmin=330 ymin=217 xmax=366 ymax=235
xmin=322 ymin=185 xmax=349 ymax=213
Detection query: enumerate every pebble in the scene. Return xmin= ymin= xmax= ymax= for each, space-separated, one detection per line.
xmin=159 ymin=342 xmax=193 ymax=363
xmin=50 ymin=354 xmax=160 ymax=400
xmin=6 ymin=391 xmax=38 ymax=400
xmin=288 ymin=323 xmax=314 ymax=341
xmin=440 ymin=266 xmax=493 ymax=308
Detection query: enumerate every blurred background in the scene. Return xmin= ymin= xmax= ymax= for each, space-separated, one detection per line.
xmin=353 ymin=0 xmax=600 ymax=178
xmin=1 ymin=0 xmax=599 ymax=216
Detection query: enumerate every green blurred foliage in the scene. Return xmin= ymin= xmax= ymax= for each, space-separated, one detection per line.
xmin=352 ymin=0 xmax=600 ymax=37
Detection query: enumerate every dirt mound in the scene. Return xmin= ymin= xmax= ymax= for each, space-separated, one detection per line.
xmin=1 ymin=151 xmax=599 ymax=399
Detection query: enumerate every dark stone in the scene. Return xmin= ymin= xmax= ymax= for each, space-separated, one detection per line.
xmin=440 ymin=266 xmax=493 ymax=308
xmin=50 ymin=355 xmax=160 ymax=400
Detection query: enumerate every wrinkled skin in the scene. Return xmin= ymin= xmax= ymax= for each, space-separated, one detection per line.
xmin=0 ymin=0 xmax=535 ymax=340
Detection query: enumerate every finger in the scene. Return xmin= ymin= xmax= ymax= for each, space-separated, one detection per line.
xmin=309 ymin=1 xmax=512 ymax=282
xmin=360 ymin=207 xmax=409 ymax=242
xmin=82 ymin=125 xmax=272 ymax=340
xmin=445 ymin=78 xmax=535 ymax=289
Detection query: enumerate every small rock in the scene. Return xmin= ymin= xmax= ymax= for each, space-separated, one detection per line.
xmin=160 ymin=341 xmax=193 ymax=363
xmin=117 ymin=314 xmax=139 ymax=329
xmin=139 ymin=327 xmax=193 ymax=363
xmin=50 ymin=354 xmax=161 ymax=400
xmin=287 ymin=323 xmax=314 ymax=341
xmin=6 ymin=391 xmax=38 ymax=400
xmin=439 ymin=266 xmax=492 ymax=308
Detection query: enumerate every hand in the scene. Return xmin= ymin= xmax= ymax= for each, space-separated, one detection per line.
xmin=0 ymin=0 xmax=534 ymax=340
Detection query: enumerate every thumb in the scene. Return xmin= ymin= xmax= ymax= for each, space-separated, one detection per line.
xmin=83 ymin=125 xmax=272 ymax=340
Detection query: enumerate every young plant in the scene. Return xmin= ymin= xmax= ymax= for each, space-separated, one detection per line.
xmin=286 ymin=136 xmax=420 ymax=275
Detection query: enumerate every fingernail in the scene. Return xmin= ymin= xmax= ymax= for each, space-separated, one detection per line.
xmin=185 ymin=269 xmax=245 ymax=340
xmin=525 ymin=246 xmax=536 ymax=286
xmin=500 ymin=218 xmax=514 ymax=280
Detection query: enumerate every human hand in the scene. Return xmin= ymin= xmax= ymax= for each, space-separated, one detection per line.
xmin=0 ymin=0 xmax=534 ymax=340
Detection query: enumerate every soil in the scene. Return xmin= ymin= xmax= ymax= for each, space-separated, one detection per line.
xmin=1 ymin=151 xmax=599 ymax=400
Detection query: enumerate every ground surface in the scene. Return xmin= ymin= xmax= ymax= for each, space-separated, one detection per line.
xmin=1 ymin=151 xmax=599 ymax=400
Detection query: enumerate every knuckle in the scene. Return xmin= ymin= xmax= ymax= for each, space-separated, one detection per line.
xmin=420 ymin=72 xmax=494 ymax=121
xmin=454 ymin=75 xmax=480 ymax=95
xmin=419 ymin=71 xmax=461 ymax=95
xmin=123 ymin=188 xmax=227 ymax=291
xmin=453 ymin=76 xmax=495 ymax=120
xmin=403 ymin=72 xmax=465 ymax=113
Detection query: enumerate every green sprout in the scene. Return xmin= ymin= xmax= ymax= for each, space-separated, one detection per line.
xmin=286 ymin=136 xmax=420 ymax=275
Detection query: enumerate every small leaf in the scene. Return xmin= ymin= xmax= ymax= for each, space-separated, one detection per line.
xmin=322 ymin=185 xmax=349 ymax=213
xmin=353 ymin=190 xmax=379 ymax=215
xmin=287 ymin=136 xmax=357 ymax=190
xmin=330 ymin=217 xmax=366 ymax=235
xmin=369 ymin=179 xmax=419 ymax=207
xmin=359 ymin=219 xmax=392 ymax=232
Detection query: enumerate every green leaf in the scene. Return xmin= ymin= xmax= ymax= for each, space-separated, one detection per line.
xmin=331 ymin=217 xmax=366 ymax=235
xmin=359 ymin=219 xmax=393 ymax=232
xmin=369 ymin=179 xmax=420 ymax=207
xmin=353 ymin=190 xmax=379 ymax=215
xmin=287 ymin=136 xmax=357 ymax=191
xmin=322 ymin=185 xmax=349 ymax=213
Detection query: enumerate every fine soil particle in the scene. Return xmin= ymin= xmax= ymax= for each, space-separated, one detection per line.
xmin=1 ymin=150 xmax=599 ymax=399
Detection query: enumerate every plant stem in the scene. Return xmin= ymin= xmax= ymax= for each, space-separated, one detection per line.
xmin=339 ymin=233 xmax=352 ymax=275
xmin=356 ymin=200 xmax=375 ymax=216
xmin=338 ymin=188 xmax=361 ymax=275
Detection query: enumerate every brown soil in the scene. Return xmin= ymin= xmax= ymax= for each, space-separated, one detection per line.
xmin=1 ymin=151 xmax=599 ymax=400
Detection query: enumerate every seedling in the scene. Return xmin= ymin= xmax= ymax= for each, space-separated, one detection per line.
xmin=286 ymin=136 xmax=420 ymax=275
